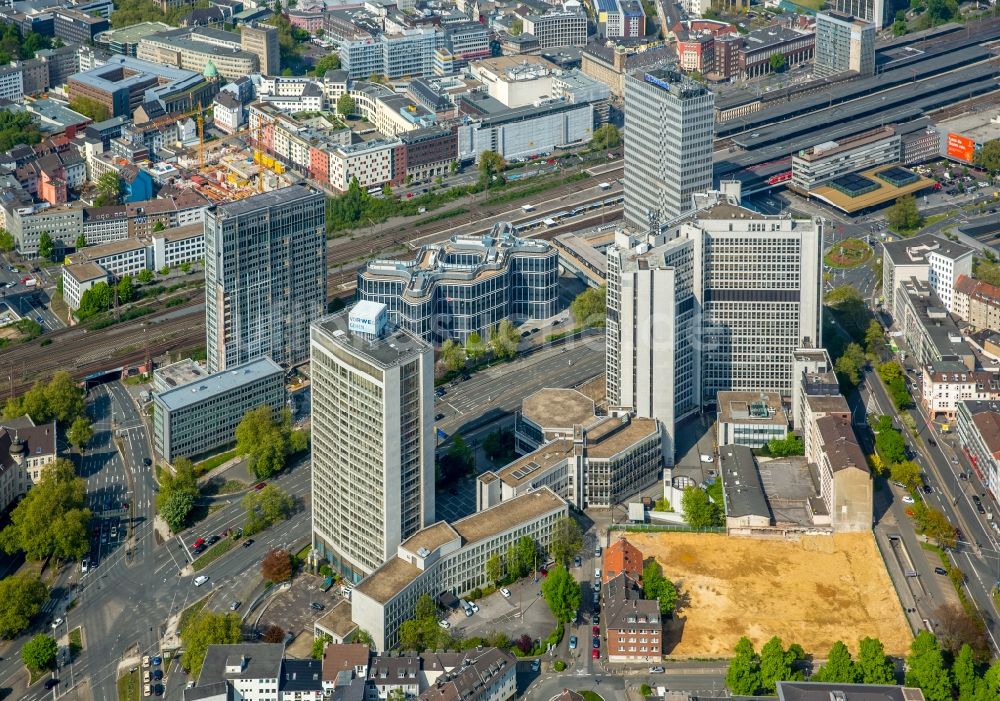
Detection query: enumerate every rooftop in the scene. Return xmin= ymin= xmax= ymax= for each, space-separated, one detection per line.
xmin=809 ymin=166 xmax=935 ymax=214
xmin=718 ymin=391 xmax=788 ymax=425
xmin=73 ymin=236 xmax=146 ymax=260
xmin=154 ymin=358 xmax=284 ymax=412
xmin=583 ymin=415 xmax=659 ymax=459
xmin=816 ymin=416 xmax=868 ymax=474
xmin=899 ymin=278 xmax=974 ymax=361
xmin=776 ymin=681 xmax=926 ymax=701
xmin=63 ymin=262 xmax=108 ymax=284
xmin=282 ymin=660 xmax=324 ymax=692
xmin=399 ymin=521 xmax=459 ymax=557
xmin=962 ymin=400 xmax=1000 ymax=458
xmin=154 ymin=358 xmax=209 ymax=390
xmin=603 ymin=536 xmax=643 ymax=581
xmin=322 ymin=643 xmax=369 ymax=681
xmin=96 ymin=21 xmax=172 ymax=45
xmin=521 ymin=388 xmax=596 ymax=431
xmin=883 ymin=232 xmax=973 ymax=265
xmin=312 ymin=310 xmax=430 ymax=372
xmin=315 ymin=602 xmax=357 ymax=641
xmin=197 ymin=643 xmax=284 ymax=685
xmin=213 ymin=183 xmax=320 ymax=218
xmin=936 ymin=108 xmax=1000 ymax=144
xmin=719 ymin=444 xmax=771 ymax=520
xmin=156 ymin=223 xmax=204 ymax=242
xmin=492 ymin=439 xmax=576 ymax=487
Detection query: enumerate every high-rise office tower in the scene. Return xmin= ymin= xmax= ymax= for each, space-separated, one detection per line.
xmin=607 ymin=233 xmax=696 ymax=464
xmin=607 ymin=199 xmax=823 ymax=464
xmin=814 ymin=11 xmax=875 ymax=78
xmin=310 ymin=302 xmax=435 ymax=582
xmin=241 ymin=23 xmax=280 ymax=76
xmin=204 ymin=184 xmax=327 ymax=373
xmin=623 ymin=67 xmax=714 ymax=231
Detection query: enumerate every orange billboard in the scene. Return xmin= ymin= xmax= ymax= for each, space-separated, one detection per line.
xmin=947 ymin=133 xmax=976 ymax=163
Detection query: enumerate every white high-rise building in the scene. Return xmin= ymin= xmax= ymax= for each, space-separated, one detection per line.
xmin=204 ymin=185 xmax=327 ymax=372
xmin=607 ymin=201 xmax=823 ymax=464
xmin=623 ymin=67 xmax=714 ymax=231
xmin=310 ymin=302 xmax=435 ymax=583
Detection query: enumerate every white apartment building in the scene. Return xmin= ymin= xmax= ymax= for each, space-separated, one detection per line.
xmin=351 ymin=487 xmax=568 ymax=651
xmin=153 ymin=224 xmax=204 ymax=270
xmin=5 ymin=203 xmax=83 ymax=256
xmin=882 ymin=233 xmax=973 ymax=320
xmin=82 ymin=206 xmax=128 ymax=245
xmin=71 ymin=237 xmax=149 ymax=279
xmin=921 ymin=361 xmax=1000 ymax=420
xmin=953 ymin=275 xmax=1000 ymax=332
xmin=213 ymin=91 xmax=244 ymax=135
xmin=310 ymin=303 xmax=435 ymax=584
xmin=328 ymin=139 xmax=399 ymax=192
xmin=196 ymin=644 xmax=285 ymax=701
xmin=62 ymin=262 xmax=108 ymax=310
xmin=0 ymin=65 xmax=24 ymax=102
xmin=957 ymin=400 xmax=1000 ymax=498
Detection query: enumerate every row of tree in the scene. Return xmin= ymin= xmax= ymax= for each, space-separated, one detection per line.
xmin=876 ymin=360 xmax=913 ymax=411
xmin=439 ymin=320 xmax=522 ymax=373
xmin=157 ymin=457 xmax=200 ymax=533
xmin=235 ymin=406 xmax=309 ymax=479
xmin=75 ymin=277 xmax=136 ymax=321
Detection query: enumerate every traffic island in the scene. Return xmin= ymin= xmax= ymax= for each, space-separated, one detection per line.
xmin=823 ymin=238 xmax=873 ymax=269
xmin=117 ymin=668 xmax=141 ymax=701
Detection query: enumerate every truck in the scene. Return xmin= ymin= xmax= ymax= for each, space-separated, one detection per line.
xmin=521 ymin=204 xmax=535 ymax=212
xmin=598 ymin=182 xmax=611 ymax=190
xmin=24 ymin=279 xmax=36 ymax=288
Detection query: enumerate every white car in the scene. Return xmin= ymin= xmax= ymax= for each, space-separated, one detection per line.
xmin=194 ymin=575 xmax=209 ymax=586
xmin=700 ymin=454 xmax=714 ymax=463
xmin=438 ymin=620 xmax=450 ymax=629
xmin=902 ymin=496 xmax=915 ymax=504
xmin=470 ymin=602 xmax=479 ymax=613
xmin=51 ymin=617 xmax=63 ymax=629
xmin=500 ymin=587 xmax=511 ymax=598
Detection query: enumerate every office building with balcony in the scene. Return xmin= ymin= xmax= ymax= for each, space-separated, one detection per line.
xmin=152 ymin=357 xmax=286 ymax=463
xmin=623 ymin=68 xmax=714 ymax=229
xmin=357 ymin=223 xmax=558 ymax=344
xmin=310 ymin=303 xmax=435 ymax=583
xmin=204 ymin=185 xmax=327 ymax=372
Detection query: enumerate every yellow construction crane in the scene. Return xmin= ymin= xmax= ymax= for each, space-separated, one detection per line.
xmin=176 ymin=103 xmax=207 ymax=170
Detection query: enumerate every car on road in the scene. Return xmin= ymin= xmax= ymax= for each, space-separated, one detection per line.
xmin=194 ymin=575 xmax=209 ymax=586
xmin=923 ymin=485 xmax=932 ymax=494
xmin=192 ymin=537 xmax=205 ymax=549
xmin=230 ymin=601 xmax=241 ymax=611
xmin=592 ymin=649 xmax=600 ymax=659
xmin=700 ymin=454 xmax=714 ymax=463
xmin=152 ymin=670 xmax=163 ymax=681
xmin=44 ymin=679 xmax=60 ymax=690
xmin=902 ymin=496 xmax=915 ymax=504
xmin=435 ymin=388 xmax=446 ymax=397
xmin=435 ymin=413 xmax=445 ymax=421
xmin=438 ymin=620 xmax=450 ymax=629
xmin=593 ymin=581 xmax=600 ymax=591
xmin=594 ymin=546 xmax=601 ymax=557
xmin=144 ymin=671 xmax=151 ymax=683
xmin=310 ymin=602 xmax=325 ymax=610
xmin=928 ymin=439 xmax=937 ymax=447
xmin=194 ymin=544 xmax=206 ymax=555
xmin=242 ymin=539 xmax=255 ymax=548
xmin=254 ymin=482 xmax=266 ymax=491
xmin=151 ymin=657 xmax=161 ymax=666
xmin=592 ymin=626 xmax=600 ymax=636
xmin=500 ymin=587 xmax=511 ymax=598
xmin=592 ymin=614 xmax=599 ymax=625
xmin=592 ymin=637 xmax=600 ymax=649
xmin=934 ymin=566 xmax=948 ymax=575
xmin=649 ymin=666 xmax=664 ymax=674
xmin=81 ymin=557 xmax=89 ymax=574
xmin=530 ymin=660 xmax=540 ymax=672
xmin=51 ymin=617 xmax=63 ymax=629
xmin=143 ymin=457 xmax=152 ymax=466
xmin=469 ymin=602 xmax=479 ymax=613
xmin=569 ymin=636 xmax=577 ymax=650
xmin=207 ymin=535 xmax=221 ymax=545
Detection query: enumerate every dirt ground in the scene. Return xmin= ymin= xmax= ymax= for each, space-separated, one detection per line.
xmin=628 ymin=532 xmax=912 ymax=658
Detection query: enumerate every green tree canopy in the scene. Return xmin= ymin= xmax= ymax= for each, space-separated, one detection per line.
xmin=478 ymin=151 xmax=506 ymax=185
xmin=440 ymin=339 xmax=467 ymax=373
xmin=769 ymin=53 xmax=786 ymax=72
xmin=242 ymin=483 xmax=295 ymax=535
xmin=642 ymin=560 xmax=678 ymax=616
xmin=465 ymin=332 xmax=486 ymax=363
xmin=857 ymin=636 xmax=896 ymax=685
xmin=3 ymin=371 xmax=85 ymax=427
xmin=505 ymin=535 xmax=536 ymax=579
xmin=0 ymin=575 xmax=48 ymax=639
xmin=21 ymin=634 xmax=58 ymax=670
xmin=570 ymin=285 xmax=607 ymax=328
xmin=540 ymin=564 xmax=580 ymax=623
xmin=813 ymin=641 xmax=858 ymax=684
xmin=767 ymin=435 xmax=804 ymax=457
xmin=0 ymin=459 xmax=89 ymax=561
xmin=314 ymin=53 xmax=341 ymax=76
xmin=117 ymin=275 xmax=134 ymax=304
xmin=758 ymin=636 xmax=804 ymax=693
xmin=886 ymin=195 xmax=923 ymax=232
xmin=337 ymin=93 xmax=356 ymax=117
xmin=726 ymin=636 xmax=762 ymax=695
xmin=236 ymin=406 xmax=291 ymax=479
xmin=0 ymin=228 xmax=14 ymax=252
xmin=681 ymin=486 xmax=722 ymax=529
xmin=547 ymin=516 xmax=583 ymax=567
xmin=69 ymin=96 xmax=109 ymax=123
xmin=905 ymin=631 xmax=952 ymax=701
xmin=486 ymin=553 xmax=502 ymax=584
xmin=889 ymin=460 xmax=922 ymax=491
xmin=591 ymin=124 xmax=621 ymax=150
xmin=974 ymin=139 xmax=1000 ymax=174
xmin=415 ymin=593 xmax=437 ymax=620
xmin=874 ymin=424 xmax=907 ymax=464
xmin=160 ymin=490 xmax=196 ymax=533
xmin=180 ymin=610 xmax=242 ymax=677
xmin=488 ymin=319 xmax=520 ymax=360
xmin=67 ymin=416 xmax=93 ymax=452
xmin=38 ymin=232 xmax=53 ymax=260
xmin=95 ymin=172 xmax=123 ymax=207
xmin=0 ymin=104 xmax=42 ymax=152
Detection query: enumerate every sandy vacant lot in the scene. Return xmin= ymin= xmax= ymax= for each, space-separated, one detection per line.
xmin=628 ymin=532 xmax=912 ymax=658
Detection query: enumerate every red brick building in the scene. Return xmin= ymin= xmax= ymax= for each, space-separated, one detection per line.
xmin=604 ymin=573 xmax=662 ymax=663
xmin=602 ymin=536 xmax=643 ymax=584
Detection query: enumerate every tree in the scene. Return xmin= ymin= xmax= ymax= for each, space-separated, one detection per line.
xmin=478 ymin=151 xmax=506 ymax=185
xmin=486 ymin=553 xmax=502 ymax=584
xmin=974 ymin=139 xmax=1000 ymax=174
xmin=21 ymin=634 xmax=58 ymax=671
xmin=0 ymin=228 xmax=14 ymax=252
xmin=0 ymin=110 xmax=41 ymax=152
xmin=117 ymin=275 xmax=134 ymax=304
xmin=591 ymin=124 xmax=620 ymax=150
xmin=509 ymin=18 xmax=523 ymax=35
xmin=813 ymin=641 xmax=858 ymax=683
xmin=414 ymin=593 xmax=437 ymax=620
xmin=875 ymin=426 xmax=907 ymax=464
xmin=506 ymin=535 xmax=536 ymax=579
xmin=465 ymin=332 xmax=486 ymax=364
xmin=926 ymin=0 xmax=958 ymax=22
xmin=548 ymin=516 xmax=583 ymax=567
xmin=440 ymin=339 xmax=467 ymax=373
xmin=889 ymin=460 xmax=922 ymax=492
xmin=137 ymin=268 xmax=153 ymax=284
xmin=260 ymin=548 xmax=292 ymax=583
xmin=235 ymin=406 xmax=290 ymax=479
xmin=934 ymin=603 xmax=989 ymax=659
xmin=75 ymin=233 xmax=86 ymax=249
xmin=0 ymin=575 xmax=48 ymax=638
xmin=570 ymin=286 xmax=607 ymax=328
xmin=314 ymin=53 xmax=341 ymax=76
xmin=540 ymin=564 xmax=580 ymax=623
xmin=864 ymin=320 xmax=886 ymax=356
xmin=352 ymin=629 xmax=374 ymax=648
xmin=180 ymin=611 xmax=242 ymax=676
xmin=681 ymin=486 xmax=721 ymax=529
xmin=886 ymin=195 xmax=923 ymax=232
xmin=766 ymin=435 xmax=803 ymax=457
xmin=160 ymin=490 xmax=196 ymax=533
xmin=912 ymin=504 xmax=957 ymax=549
xmin=726 ymin=637 xmax=762 ymax=695
xmin=488 ymin=320 xmax=519 ymax=360
xmin=758 ymin=636 xmax=802 ymax=693
xmin=242 ymin=484 xmax=295 ymax=535
xmin=67 ymin=416 xmax=93 ymax=452
xmin=69 ymin=96 xmax=109 ymax=122
xmin=95 ymin=172 xmax=123 ymax=207
xmin=953 ymin=643 xmax=978 ymax=699
xmin=905 ymin=631 xmax=952 ymax=701
xmin=311 ymin=632 xmax=333 ymax=659
xmin=0 ymin=459 xmax=89 ymax=561
xmin=261 ymin=624 xmax=285 ymax=643
xmin=769 ymin=53 xmax=786 ymax=72
xmin=642 ymin=560 xmax=678 ymax=616
xmin=38 ymin=232 xmax=53 ymax=260
xmin=857 ymin=636 xmax=895 ymax=685
xmin=834 ymin=342 xmax=867 ymax=387
xmin=337 ymin=93 xmax=356 ymax=117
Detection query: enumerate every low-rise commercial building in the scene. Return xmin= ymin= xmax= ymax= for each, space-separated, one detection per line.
xmin=138 ymin=26 xmax=260 ymax=81
xmin=152 ymin=357 xmax=285 ymax=463
xmin=68 ymin=237 xmax=148 ymax=279
xmin=791 ymin=126 xmax=901 ymax=192
xmin=957 ymin=399 xmax=1000 ymax=498
xmin=716 ymin=391 xmax=789 ymax=448
xmin=954 ymin=275 xmax=1000 ymax=333
xmin=739 ymin=26 xmax=814 ymax=80
xmin=61 ymin=262 xmax=108 ymax=311
xmin=96 ymin=21 xmax=173 ymax=56
xmin=792 ymin=349 xmax=849 ymax=466
xmin=921 ymin=361 xmax=1000 ymax=420
xmin=82 ymin=205 xmax=128 ymax=245
xmin=5 ymin=202 xmax=83 ymax=256
xmin=359 ymin=223 xmax=557 ymax=343
xmin=719 ymin=445 xmax=772 ymax=530
xmin=153 ymin=358 xmax=210 ymax=394
xmin=813 ymin=415 xmax=872 ymax=532
xmin=457 ymin=95 xmax=594 ymax=162
xmin=519 ymin=8 xmax=588 ymax=48
xmin=515 ymin=387 xmax=598 ymax=453
xmin=351 ymin=488 xmax=568 ymax=651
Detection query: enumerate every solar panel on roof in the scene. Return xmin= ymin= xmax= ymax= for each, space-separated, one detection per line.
xmin=876 ymin=166 xmax=919 ymax=187
xmin=829 ymin=173 xmax=880 ymax=197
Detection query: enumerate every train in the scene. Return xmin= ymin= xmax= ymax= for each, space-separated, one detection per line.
xmin=509 ymin=194 xmax=623 ymax=234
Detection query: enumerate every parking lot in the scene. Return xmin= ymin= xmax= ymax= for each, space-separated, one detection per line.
xmin=255 ymin=574 xmax=346 ymax=643
xmin=446 ymin=575 xmax=556 ymax=645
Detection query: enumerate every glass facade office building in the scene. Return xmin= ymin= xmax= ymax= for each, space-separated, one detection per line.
xmin=357 ymin=223 xmax=558 ymax=343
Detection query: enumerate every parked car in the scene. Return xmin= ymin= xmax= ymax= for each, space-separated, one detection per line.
xmin=191 ymin=537 xmax=205 ymax=549
xmin=592 ymin=626 xmax=600 ymax=636
xmin=51 ymin=617 xmax=63 ymax=629
xmin=592 ymin=637 xmax=600 ymax=649
xmin=569 ymin=636 xmax=577 ymax=650
xmin=592 ymin=649 xmax=600 ymax=660
xmin=934 ymin=566 xmax=948 ymax=575
xmin=230 ymin=601 xmax=241 ymax=611
xmin=194 ymin=575 xmax=209 ymax=586
xmin=500 ymin=587 xmax=511 ymax=598
xmin=435 ymin=413 xmax=445 ymax=421
xmin=902 ymin=496 xmax=915 ymax=504
xmin=44 ymin=679 xmax=60 ymax=690
xmin=254 ymin=482 xmax=266 ymax=491
xmin=152 ymin=670 xmax=163 ymax=681
xmin=438 ymin=620 xmax=450 ymax=629
xmin=207 ymin=535 xmax=220 ymax=545
xmin=530 ymin=660 xmax=540 ymax=672
xmin=649 ymin=666 xmax=664 ymax=674
xmin=242 ymin=539 xmax=255 ymax=548
xmin=142 ymin=656 xmax=150 ymax=668
xmin=151 ymin=657 xmax=161 ymax=666
xmin=310 ymin=602 xmax=325 ymax=611
xmin=143 ymin=684 xmax=152 ymax=697
xmin=573 ymin=556 xmax=582 ymax=568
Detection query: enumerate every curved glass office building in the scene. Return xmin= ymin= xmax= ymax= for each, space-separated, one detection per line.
xmin=358 ymin=222 xmax=558 ymax=343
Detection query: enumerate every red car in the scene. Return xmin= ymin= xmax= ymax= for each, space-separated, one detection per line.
xmin=592 ymin=649 xmax=600 ymax=659
xmin=191 ymin=537 xmax=205 ymax=549
xmin=592 ymin=626 xmax=599 ymax=636
xmin=538 ymin=567 xmax=548 ymax=578
xmin=254 ymin=482 xmax=266 ymax=491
